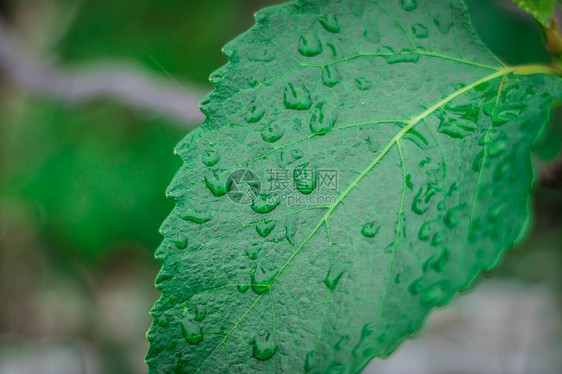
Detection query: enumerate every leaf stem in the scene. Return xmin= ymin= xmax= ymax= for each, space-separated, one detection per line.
xmin=509 ymin=63 xmax=562 ymax=78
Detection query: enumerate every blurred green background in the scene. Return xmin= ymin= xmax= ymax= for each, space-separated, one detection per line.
xmin=0 ymin=1 xmax=560 ymax=373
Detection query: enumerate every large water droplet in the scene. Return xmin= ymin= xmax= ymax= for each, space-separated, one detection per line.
xmin=298 ymin=35 xmax=323 ymax=57
xmin=246 ymin=103 xmax=265 ymax=123
xmin=294 ymin=164 xmax=316 ymax=194
xmin=319 ymin=16 xmax=341 ymax=33
xmin=361 ymin=222 xmax=380 ymax=238
xmin=256 ymin=220 xmax=276 ymax=237
xmin=182 ymin=320 xmax=203 ymax=345
xmin=310 ymin=102 xmax=336 ymax=135
xmin=252 ymin=331 xmax=277 ymax=361
xmin=205 ymin=174 xmax=233 ymax=197
xmin=412 ymin=23 xmax=428 ymax=38
xmin=400 ymin=0 xmax=418 ymax=11
xmin=323 ymin=263 xmax=348 ymax=291
xmin=322 ymin=65 xmax=341 ymax=87
xmin=251 ymin=194 xmax=280 ymax=214
xmin=202 ymin=150 xmax=220 ymax=167
xmin=284 ymin=82 xmax=312 ymax=110
xmin=260 ymin=123 xmax=285 ymax=143
xmin=251 ymin=266 xmax=277 ymax=294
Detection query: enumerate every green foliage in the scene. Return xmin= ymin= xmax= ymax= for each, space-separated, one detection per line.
xmin=0 ymin=101 xmax=183 ymax=260
xmin=147 ymin=0 xmax=562 ymax=372
xmin=514 ymin=0 xmax=556 ymax=27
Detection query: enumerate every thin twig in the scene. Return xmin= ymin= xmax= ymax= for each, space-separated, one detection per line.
xmin=0 ymin=16 xmax=206 ymax=127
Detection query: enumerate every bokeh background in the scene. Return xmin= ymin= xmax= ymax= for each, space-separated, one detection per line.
xmin=0 ymin=0 xmax=560 ymax=373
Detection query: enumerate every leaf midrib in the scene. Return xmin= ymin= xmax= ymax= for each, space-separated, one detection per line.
xmin=195 ymin=66 xmax=512 ymax=372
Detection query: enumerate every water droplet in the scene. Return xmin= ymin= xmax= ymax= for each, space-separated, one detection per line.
xmin=472 ymin=150 xmax=484 ymax=172
xmin=418 ymin=221 xmax=432 ymax=241
xmin=403 ymin=127 xmax=430 ymax=150
xmin=304 ymin=350 xmax=315 ymax=372
xmin=323 ymin=263 xmax=347 ymax=290
xmin=365 ymin=136 xmax=380 ymax=153
xmin=412 ymin=23 xmax=428 ymax=38
xmin=294 ymin=164 xmax=316 ymax=194
xmin=260 ymin=123 xmax=285 ymax=143
xmin=237 ymin=284 xmax=249 ymax=293
xmin=256 ymin=220 xmax=276 ymax=237
xmin=383 ymin=48 xmax=420 ymax=64
xmin=444 ymin=203 xmax=466 ymax=228
xmin=400 ymin=0 xmax=418 ymax=11
xmin=430 ymin=248 xmax=449 ymax=272
xmin=491 ymin=105 xmax=525 ymax=124
xmin=310 ymin=102 xmax=336 ymax=135
xmin=361 ymin=222 xmax=380 ymax=238
xmin=322 ymin=65 xmax=341 ymax=87
xmin=354 ymin=78 xmax=372 ymax=91
xmin=252 ymin=331 xmax=277 ymax=361
xmin=319 ymin=16 xmax=341 ymax=33
xmin=431 ymin=231 xmax=443 ymax=246
xmin=408 ymin=277 xmax=423 ymax=295
xmin=182 ymin=320 xmax=203 ymax=345
xmin=194 ymin=305 xmax=207 ymax=321
xmin=246 ymin=103 xmax=265 ymax=123
xmin=433 ymin=17 xmax=452 ymax=35
xmin=251 ymin=266 xmax=277 ymax=294
xmin=487 ymin=204 xmax=503 ymax=222
xmin=405 ymin=174 xmax=414 ymax=190
xmin=245 ymin=243 xmax=261 ymax=260
xmin=334 ymin=335 xmax=348 ymax=350
xmin=202 ymin=150 xmax=220 ymax=167
xmin=205 ymin=174 xmax=233 ymax=197
xmin=157 ymin=319 xmax=169 ymax=327
xmin=363 ymin=18 xmax=381 ymax=44
xmin=298 ymin=35 xmax=323 ymax=57
xmin=291 ymin=149 xmax=304 ymax=160
xmin=411 ymin=187 xmax=428 ymax=215
xmin=285 ymin=216 xmax=298 ymax=245
xmin=284 ymin=82 xmax=312 ymax=110
xmin=170 ymin=231 xmax=188 ymax=249
xmin=181 ymin=209 xmax=212 ymax=224
xmin=251 ymin=194 xmax=280 ymax=214
xmin=487 ymin=136 xmax=508 ymax=156
xmin=421 ymin=282 xmax=448 ymax=306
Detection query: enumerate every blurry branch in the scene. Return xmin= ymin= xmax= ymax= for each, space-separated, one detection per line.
xmin=0 ymin=17 xmax=206 ymax=127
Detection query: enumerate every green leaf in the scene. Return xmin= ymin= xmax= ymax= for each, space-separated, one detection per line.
xmin=514 ymin=0 xmax=556 ymax=27
xmin=147 ymin=0 xmax=562 ymax=372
